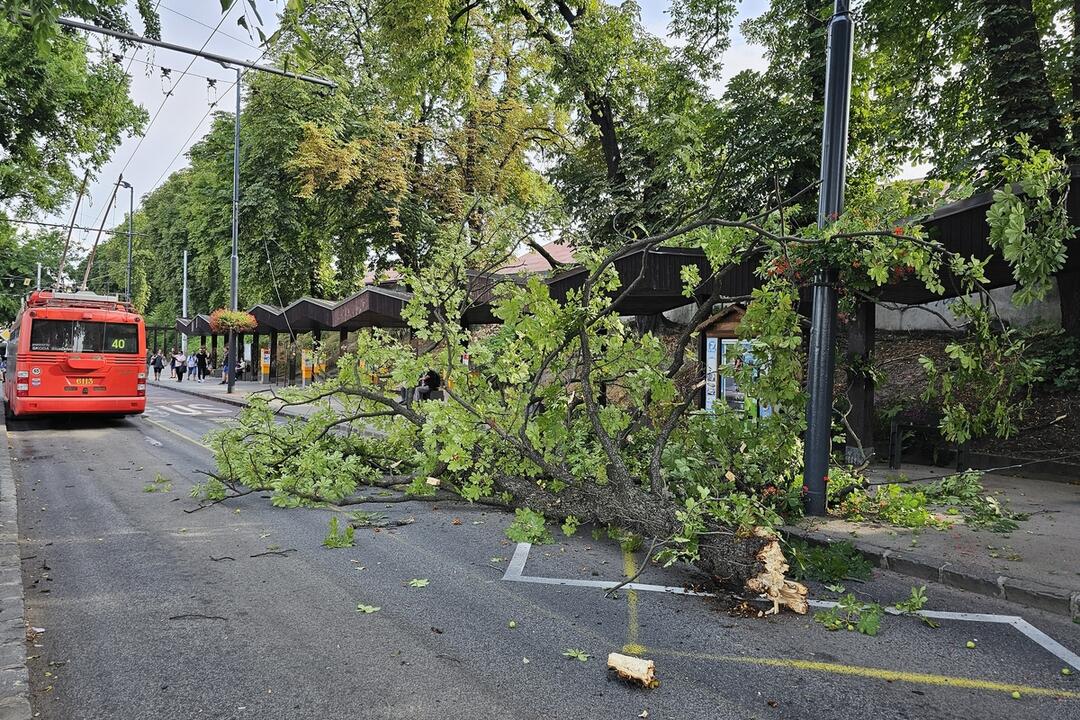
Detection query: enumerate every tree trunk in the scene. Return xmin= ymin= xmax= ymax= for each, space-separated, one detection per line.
xmin=1072 ymin=0 xmax=1080 ymax=160
xmin=982 ymin=0 xmax=1064 ymax=156
xmin=1059 ymin=271 xmax=1080 ymax=337
xmin=495 ymin=474 xmax=808 ymax=614
xmin=844 ymin=300 xmax=875 ymax=464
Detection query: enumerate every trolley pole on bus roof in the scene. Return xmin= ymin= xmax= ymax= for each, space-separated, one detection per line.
xmin=119 ymin=179 xmax=133 ymax=302
xmin=803 ymin=0 xmax=853 ymax=516
xmin=80 ymin=176 xmax=122 ymax=292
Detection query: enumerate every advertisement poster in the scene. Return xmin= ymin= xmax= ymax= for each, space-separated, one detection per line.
xmin=704 ymin=337 xmax=718 ymax=411
xmin=717 ymin=339 xmax=772 ymax=418
xmin=261 ymin=348 xmax=271 ymax=379
xmin=301 ymin=350 xmax=313 ymax=385
xmin=720 ymin=339 xmax=749 ymax=412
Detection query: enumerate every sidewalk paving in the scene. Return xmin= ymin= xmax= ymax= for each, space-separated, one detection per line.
xmin=160 ymin=379 xmax=1080 ymax=620
xmin=788 ymin=464 xmax=1080 ymax=620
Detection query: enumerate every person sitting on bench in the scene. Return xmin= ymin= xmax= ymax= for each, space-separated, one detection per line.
xmin=413 ymin=369 xmax=442 ymax=402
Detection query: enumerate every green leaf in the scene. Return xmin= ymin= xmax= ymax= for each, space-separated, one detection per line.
xmin=356 ymin=604 xmax=381 ymax=614
xmin=562 ymin=649 xmax=590 ymax=662
xmin=407 ymin=578 xmax=430 ymax=588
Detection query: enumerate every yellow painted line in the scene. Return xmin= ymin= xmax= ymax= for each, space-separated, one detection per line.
xmin=654 ymin=649 xmax=1080 ymax=699
xmin=621 ymin=547 xmax=646 ymax=656
xmin=141 ymin=416 xmax=210 ymax=450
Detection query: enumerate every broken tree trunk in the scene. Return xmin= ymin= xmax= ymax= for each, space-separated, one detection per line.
xmin=495 ymin=474 xmax=808 ymax=614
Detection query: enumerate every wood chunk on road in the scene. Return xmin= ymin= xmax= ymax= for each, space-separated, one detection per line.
xmin=607 ymin=653 xmax=657 ymax=687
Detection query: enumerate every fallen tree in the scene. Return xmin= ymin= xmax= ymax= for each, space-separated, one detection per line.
xmin=198 ymin=174 xmax=1020 ymax=613
xmin=203 ymin=129 xmax=1077 ymax=613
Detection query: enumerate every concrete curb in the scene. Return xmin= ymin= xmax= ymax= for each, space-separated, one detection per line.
xmin=785 ymin=525 xmax=1080 ymax=621
xmin=0 ymin=420 xmax=32 ymax=719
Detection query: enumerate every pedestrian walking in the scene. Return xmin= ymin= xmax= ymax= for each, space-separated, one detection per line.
xmin=196 ymin=346 xmax=209 ymax=382
xmin=219 ymin=345 xmax=229 ymax=385
xmin=173 ymin=349 xmax=187 ymax=382
xmin=151 ymin=350 xmax=165 ymax=381
xmin=186 ymin=352 xmax=198 ymax=381
xmin=169 ymin=347 xmax=177 ymax=379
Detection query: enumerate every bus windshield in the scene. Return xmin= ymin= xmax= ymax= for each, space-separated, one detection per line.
xmin=29 ymin=320 xmax=139 ymax=354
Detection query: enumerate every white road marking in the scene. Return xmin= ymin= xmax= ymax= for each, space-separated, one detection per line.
xmin=503 ymin=542 xmax=713 ymax=596
xmin=188 ymin=402 xmax=231 ymax=415
xmin=139 ymin=417 xmax=211 ymax=450
xmin=154 ymin=401 xmax=232 ymax=416
xmin=144 ymin=436 xmax=163 ymax=447
xmin=504 ymin=542 xmax=1080 ymax=671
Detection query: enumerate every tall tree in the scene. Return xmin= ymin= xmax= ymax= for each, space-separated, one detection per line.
xmin=0 ymin=19 xmax=146 ymax=214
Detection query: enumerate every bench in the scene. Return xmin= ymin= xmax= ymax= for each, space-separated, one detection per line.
xmin=888 ymin=410 xmax=967 ymax=470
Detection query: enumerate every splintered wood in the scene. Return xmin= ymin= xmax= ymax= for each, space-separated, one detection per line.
xmin=607 ymin=653 xmax=657 ymax=687
xmin=745 ymin=532 xmax=809 ymax=615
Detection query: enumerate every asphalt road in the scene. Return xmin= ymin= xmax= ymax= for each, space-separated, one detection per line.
xmin=3 ymin=383 xmax=1079 ymax=719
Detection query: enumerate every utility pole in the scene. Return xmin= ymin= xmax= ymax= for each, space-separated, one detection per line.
xmin=182 ymin=249 xmax=189 ymax=353
xmin=35 ymin=263 xmax=41 ymax=290
xmin=227 ymin=66 xmax=241 ymax=395
xmin=119 ymin=180 xmax=133 ymax=301
xmin=803 ymin=0 xmax=854 ymax=516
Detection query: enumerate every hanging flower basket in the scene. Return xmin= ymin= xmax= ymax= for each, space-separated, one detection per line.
xmin=209 ymin=308 xmax=258 ymax=333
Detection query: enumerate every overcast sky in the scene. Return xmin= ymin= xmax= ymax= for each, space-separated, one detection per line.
xmin=51 ymin=0 xmax=770 ymax=252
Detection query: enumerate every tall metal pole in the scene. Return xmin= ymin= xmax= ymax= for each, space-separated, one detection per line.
xmin=35 ymin=263 xmax=41 ymax=290
xmin=227 ymin=67 xmax=241 ymax=394
xmin=803 ymin=0 xmax=854 ymax=516
xmin=182 ymin=249 xmax=189 ymax=353
xmin=120 ymin=180 xmax=133 ymax=301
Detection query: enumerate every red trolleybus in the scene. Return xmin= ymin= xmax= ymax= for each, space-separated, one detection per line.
xmin=3 ymin=291 xmax=147 ymax=419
